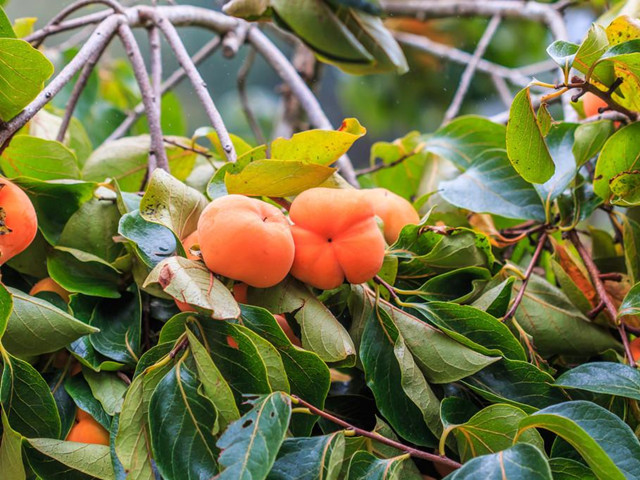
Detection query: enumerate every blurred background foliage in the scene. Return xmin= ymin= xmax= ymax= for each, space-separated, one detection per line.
xmin=2 ymin=0 xmax=619 ymax=166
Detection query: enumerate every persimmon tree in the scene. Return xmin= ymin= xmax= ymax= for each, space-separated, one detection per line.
xmin=1 ymin=0 xmax=640 ymax=479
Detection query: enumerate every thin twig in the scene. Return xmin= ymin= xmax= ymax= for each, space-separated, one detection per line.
xmin=492 ymin=74 xmax=513 ymax=107
xmin=26 ymin=11 xmax=110 ymax=45
xmin=222 ymin=22 xmax=249 ymax=58
xmin=106 ymin=35 xmax=222 ymax=142
xmin=117 ymin=23 xmax=168 ymax=172
xmin=148 ymin=25 xmax=163 ymax=146
xmin=565 ymin=78 xmax=639 ymax=121
xmin=163 ymin=137 xmax=212 ymax=158
xmin=443 ymin=14 xmax=501 ymax=124
xmin=290 ymin=395 xmax=462 ymax=470
xmin=151 ymin=9 xmax=236 ymax=163
xmin=356 ymin=148 xmax=422 ymax=176
xmin=373 ymin=275 xmax=401 ymax=303
xmin=503 ymin=232 xmax=548 ymax=322
xmin=237 ymin=47 xmax=267 ymax=146
xmin=0 ymin=15 xmax=124 ymax=150
xmin=568 ymin=230 xmax=635 ymax=366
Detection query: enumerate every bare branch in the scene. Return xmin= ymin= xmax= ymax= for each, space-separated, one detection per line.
xmin=237 ymin=47 xmax=267 ymax=146
xmin=443 ymin=14 xmax=501 ymax=124
xmin=151 ymin=10 xmax=237 ymax=163
xmin=0 ymin=15 xmax=123 ymax=150
xmin=148 ymin=23 xmax=163 ymax=140
xmin=118 ymin=24 xmax=168 ymax=171
xmin=106 ymin=35 xmax=222 ymax=142
xmin=26 ymin=11 xmax=110 ymax=45
xmin=492 ymin=74 xmax=513 ymax=108
xmin=223 ymin=22 xmax=249 ymax=58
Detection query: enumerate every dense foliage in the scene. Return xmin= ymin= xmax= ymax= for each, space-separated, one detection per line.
xmin=1 ymin=1 xmax=640 ymax=479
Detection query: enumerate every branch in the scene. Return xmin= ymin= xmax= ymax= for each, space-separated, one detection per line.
xmin=26 ymin=11 xmax=110 ymax=45
xmin=148 ymin=24 xmax=163 ymax=141
xmin=151 ymin=9 xmax=237 ymax=163
xmin=442 ymin=14 xmax=501 ymax=124
xmin=106 ymin=35 xmax=222 ymax=142
xmin=0 ymin=15 xmax=123 ymax=150
xmin=356 ymin=147 xmax=422 ymax=176
xmin=503 ymin=232 xmax=548 ymax=322
xmin=491 ymin=74 xmax=513 ymax=108
xmin=566 ymin=77 xmax=639 ymax=122
xmin=237 ymin=47 xmax=267 ymax=146
xmin=118 ymin=23 xmax=168 ymax=172
xmin=568 ymin=230 xmax=635 ymax=366
xmin=290 ymin=395 xmax=462 ymax=470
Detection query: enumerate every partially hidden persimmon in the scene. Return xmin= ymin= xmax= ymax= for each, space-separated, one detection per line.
xmin=0 ymin=176 xmax=37 ymax=265
xmin=182 ymin=230 xmax=200 ymax=261
xmin=66 ymin=409 xmax=110 ymax=446
xmin=630 ymin=337 xmax=640 ymax=364
xmin=197 ymin=195 xmax=294 ymax=288
xmin=289 ymin=188 xmax=385 ymax=290
xmin=582 ymin=92 xmax=608 ymax=118
xmin=361 ymin=188 xmax=420 ymax=243
xmin=275 ymin=314 xmax=301 ymax=347
xmin=30 ymin=277 xmax=70 ymax=303
xmin=233 ymin=282 xmax=248 ymax=304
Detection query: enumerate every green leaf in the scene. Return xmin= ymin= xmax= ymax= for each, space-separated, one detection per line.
xmin=248 ymin=278 xmax=356 ymax=365
xmin=440 ymin=149 xmax=546 ymax=221
xmin=549 ymin=458 xmax=597 ymax=480
xmin=572 ymin=120 xmax=614 ymax=166
xmin=518 ymin=400 xmax=640 ymax=480
xmin=472 ymin=277 xmax=514 ymax=318
xmin=442 ymin=404 xmax=544 ymax=463
xmin=48 ymin=248 xmax=122 ymax=299
xmin=0 ymin=8 xmax=16 ymax=38
xmin=149 ymin=363 xmax=219 ymax=480
xmin=216 ymin=392 xmax=291 ymax=480
xmin=140 ymin=169 xmax=207 ymax=241
xmin=0 ymin=282 xmax=12 ymax=338
xmin=534 ymin=123 xmax=579 ymax=206
xmin=118 ymin=209 xmax=177 ymax=267
xmin=546 ymin=40 xmax=578 ymax=67
xmin=10 ymin=178 xmax=96 ymax=245
xmin=619 ymin=279 xmax=640 ymax=319
xmin=555 ymin=362 xmax=640 ymax=400
xmin=0 ymin=136 xmax=80 ymax=180
xmin=424 ymin=116 xmax=506 ymax=169
xmin=623 ymin=217 xmax=640 ymax=284
xmin=446 ymin=444 xmax=552 ymax=480
xmin=610 ymin=170 xmax=640 ymax=206
xmin=506 ymin=88 xmax=555 ymax=184
xmin=573 ymin=24 xmax=610 ymax=76
xmin=0 ymin=38 xmax=53 ymax=121
xmin=241 ymin=306 xmax=331 ymax=436
xmin=82 ymin=135 xmax=197 ymax=191
xmin=0 ymin=352 xmax=61 ymax=438
xmin=225 ymin=160 xmax=336 ymax=197
xmin=270 ymin=118 xmax=366 ymax=165
xmin=144 ymin=256 xmax=240 ymax=320
xmin=512 ymin=274 xmax=620 ymax=357
xmin=186 ymin=329 xmax=240 ymax=433
xmin=463 ymin=357 xmax=565 ymax=413
xmin=83 ymin=369 xmax=128 ymax=416
xmin=2 ymin=287 xmax=98 ymax=356
xmin=89 ymin=287 xmax=141 ymax=365
xmin=64 ymin=376 xmax=111 ymax=430
xmin=24 ymin=439 xmax=115 ymax=480
xmin=346 ymin=451 xmax=421 ymax=480
xmin=594 ymin=122 xmax=640 ymax=200
xmin=268 ymin=432 xmax=345 ymax=480
xmin=0 ymin=409 xmax=25 ymax=480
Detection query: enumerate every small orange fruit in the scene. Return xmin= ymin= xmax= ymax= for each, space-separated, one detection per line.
xmin=289 ymin=188 xmax=385 ymax=290
xmin=630 ymin=337 xmax=640 ymax=364
xmin=30 ymin=277 xmax=70 ymax=303
xmin=182 ymin=231 xmax=200 ymax=261
xmin=175 ymin=299 xmax=195 ymax=312
xmin=582 ymin=92 xmax=608 ymax=118
xmin=361 ymin=188 xmax=420 ymax=243
xmin=197 ymin=195 xmax=295 ymax=288
xmin=0 ymin=176 xmax=37 ymax=265
xmin=66 ymin=410 xmax=110 ymax=446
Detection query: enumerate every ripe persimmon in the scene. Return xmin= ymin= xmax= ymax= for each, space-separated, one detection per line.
xmin=630 ymin=337 xmax=640 ymax=364
xmin=233 ymin=282 xmax=248 ymax=304
xmin=289 ymin=188 xmax=385 ymax=290
xmin=175 ymin=299 xmax=195 ymax=312
xmin=66 ymin=410 xmax=110 ymax=446
xmin=0 ymin=176 xmax=37 ymax=265
xmin=30 ymin=277 xmax=70 ymax=303
xmin=583 ymin=92 xmax=608 ymax=118
xmin=197 ymin=195 xmax=294 ymax=288
xmin=361 ymin=188 xmax=420 ymax=243
xmin=182 ymin=231 xmax=200 ymax=261
xmin=275 ymin=314 xmax=301 ymax=347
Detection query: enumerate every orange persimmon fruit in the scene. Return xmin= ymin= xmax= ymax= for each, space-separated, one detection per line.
xmin=197 ymin=195 xmax=294 ymax=288
xmin=0 ymin=176 xmax=37 ymax=265
xmin=66 ymin=410 xmax=110 ymax=446
xmin=30 ymin=277 xmax=70 ymax=303
xmin=361 ymin=188 xmax=420 ymax=243
xmin=182 ymin=230 xmax=200 ymax=261
xmin=275 ymin=313 xmax=301 ymax=347
xmin=232 ymin=282 xmax=249 ymax=304
xmin=289 ymin=188 xmax=385 ymax=290
xmin=630 ymin=337 xmax=640 ymax=364
xmin=582 ymin=92 xmax=608 ymax=118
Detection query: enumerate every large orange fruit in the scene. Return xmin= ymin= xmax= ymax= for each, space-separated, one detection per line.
xmin=289 ymin=188 xmax=385 ymax=290
xmin=197 ymin=195 xmax=294 ymax=288
xmin=361 ymin=188 xmax=420 ymax=243
xmin=66 ymin=410 xmax=110 ymax=446
xmin=0 ymin=176 xmax=37 ymax=265
xmin=30 ymin=277 xmax=70 ymax=303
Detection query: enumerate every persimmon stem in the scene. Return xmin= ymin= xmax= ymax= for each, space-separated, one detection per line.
xmin=568 ymin=230 xmax=635 ymax=367
xmin=290 ymin=395 xmax=462 ymax=470
xmin=502 ymin=232 xmax=548 ymax=322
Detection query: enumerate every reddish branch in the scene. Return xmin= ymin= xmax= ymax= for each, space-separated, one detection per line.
xmin=290 ymin=395 xmax=462 ymax=470
xmin=503 ymin=232 xmax=548 ymax=322
xmin=566 ymin=77 xmax=639 ymax=122
xmin=568 ymin=230 xmax=635 ymax=366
